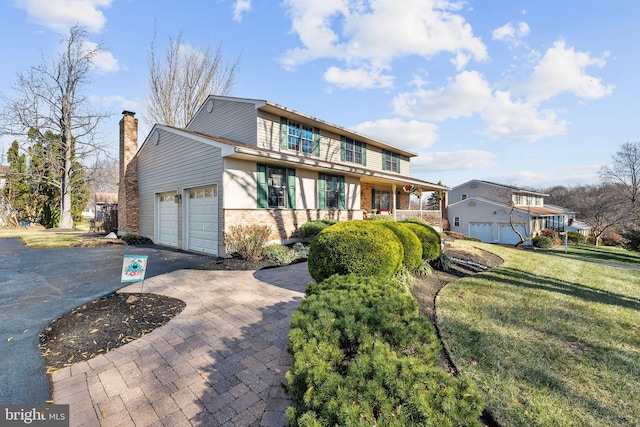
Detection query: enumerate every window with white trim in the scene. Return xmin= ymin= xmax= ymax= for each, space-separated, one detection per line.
xmin=382 ymin=150 xmax=400 ymax=172
xmin=287 ymin=121 xmax=314 ymax=153
xmin=454 ymin=217 xmax=460 ymax=227
xmin=343 ymin=137 xmax=365 ymax=165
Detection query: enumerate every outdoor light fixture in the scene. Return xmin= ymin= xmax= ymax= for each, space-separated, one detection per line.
xmin=175 ymin=193 xmax=182 ymax=203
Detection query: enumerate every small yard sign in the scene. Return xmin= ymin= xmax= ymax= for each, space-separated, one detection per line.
xmin=121 ymin=255 xmax=148 ymax=283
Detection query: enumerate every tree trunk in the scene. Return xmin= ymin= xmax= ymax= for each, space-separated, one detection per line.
xmin=59 ymin=96 xmax=73 ymax=229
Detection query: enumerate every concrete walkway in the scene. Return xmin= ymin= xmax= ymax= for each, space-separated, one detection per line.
xmin=51 ymin=263 xmax=311 ymax=426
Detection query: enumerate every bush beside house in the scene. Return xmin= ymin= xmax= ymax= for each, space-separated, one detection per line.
xmin=401 ymin=220 xmax=441 ymax=261
xmin=307 ymin=221 xmax=404 ymax=283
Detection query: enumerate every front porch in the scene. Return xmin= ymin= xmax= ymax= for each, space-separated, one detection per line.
xmin=360 ymin=179 xmax=448 ymax=230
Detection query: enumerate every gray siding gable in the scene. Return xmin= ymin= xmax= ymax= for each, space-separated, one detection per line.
xmin=186 ymin=97 xmax=260 ymax=145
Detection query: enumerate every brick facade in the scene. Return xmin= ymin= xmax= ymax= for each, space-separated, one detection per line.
xmin=118 ymin=111 xmax=139 ymax=234
xmin=360 ymin=182 xmax=410 ymax=212
xmin=224 ymin=209 xmax=360 ymax=242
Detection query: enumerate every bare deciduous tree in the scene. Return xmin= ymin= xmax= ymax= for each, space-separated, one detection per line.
xmin=146 ymin=32 xmax=240 ymax=128
xmin=569 ymin=184 xmax=627 ymax=245
xmin=600 ymin=141 xmax=640 ymax=216
xmin=1 ymin=26 xmax=110 ymax=228
xmin=85 ymin=156 xmax=119 ymax=193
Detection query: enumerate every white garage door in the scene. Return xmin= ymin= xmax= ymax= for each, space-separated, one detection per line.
xmin=499 ymin=224 xmax=527 ymax=245
xmin=158 ymin=192 xmax=178 ymax=247
xmin=469 ymin=222 xmax=493 ymax=243
xmin=187 ymin=186 xmax=218 ymax=255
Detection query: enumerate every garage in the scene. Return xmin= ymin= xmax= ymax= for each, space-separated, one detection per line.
xmin=469 ymin=222 xmax=494 ymax=243
xmin=158 ymin=192 xmax=178 ymax=247
xmin=499 ymin=224 xmax=527 ymax=245
xmin=187 ymin=185 xmax=218 ymax=255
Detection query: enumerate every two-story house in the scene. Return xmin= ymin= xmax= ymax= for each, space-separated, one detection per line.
xmin=118 ymin=96 xmax=447 ymax=256
xmin=447 ymin=180 xmax=570 ymax=245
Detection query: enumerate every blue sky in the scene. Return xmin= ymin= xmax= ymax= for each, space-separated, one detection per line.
xmin=0 ymin=0 xmax=638 ymax=189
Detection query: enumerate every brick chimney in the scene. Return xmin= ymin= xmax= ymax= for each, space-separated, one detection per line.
xmin=118 ymin=111 xmax=139 ymax=234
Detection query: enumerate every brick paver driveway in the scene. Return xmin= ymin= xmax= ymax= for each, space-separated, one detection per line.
xmin=51 ymin=263 xmax=310 ymax=426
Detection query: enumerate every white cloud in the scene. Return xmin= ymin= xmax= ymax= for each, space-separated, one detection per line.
xmin=411 ymin=150 xmax=497 ymax=172
xmin=392 ymin=37 xmax=612 ymax=142
xmin=83 ymin=41 xmax=119 ymax=73
xmin=323 ymin=66 xmax=394 ymax=90
xmin=393 ymin=70 xmax=493 ymax=121
xmin=492 ymin=21 xmax=530 ymax=46
xmin=518 ymin=40 xmax=614 ymax=103
xmin=232 ymin=0 xmax=251 ymax=22
xmin=15 ymin=0 xmax=112 ymax=32
xmin=351 ymin=118 xmax=438 ymax=150
xmin=486 ymin=165 xmax=600 ymax=188
xmin=280 ymin=0 xmax=487 ymax=87
xmin=101 ymin=95 xmax=140 ymax=111
xmin=481 ymin=91 xmax=567 ymax=141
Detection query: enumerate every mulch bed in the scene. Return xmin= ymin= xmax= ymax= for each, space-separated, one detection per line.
xmin=39 ymin=293 xmax=185 ymax=372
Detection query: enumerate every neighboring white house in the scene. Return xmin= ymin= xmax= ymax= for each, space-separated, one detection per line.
xmin=447 ymin=180 xmax=574 ymax=245
xmin=118 ymin=96 xmax=448 ymax=256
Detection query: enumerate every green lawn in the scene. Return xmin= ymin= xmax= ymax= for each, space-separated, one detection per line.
xmin=437 ymin=241 xmax=640 ymax=427
xmin=0 ymin=221 xmax=91 ymax=247
xmin=547 ymin=243 xmax=640 ymax=266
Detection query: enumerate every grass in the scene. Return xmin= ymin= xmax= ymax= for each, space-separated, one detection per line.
xmin=437 ymin=241 xmax=640 ymax=427
xmin=0 ymin=221 xmax=91 ymax=248
xmin=546 ymin=243 xmax=640 ymax=266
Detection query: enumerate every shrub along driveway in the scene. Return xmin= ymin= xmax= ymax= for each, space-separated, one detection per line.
xmin=0 ymin=238 xmax=212 ymax=404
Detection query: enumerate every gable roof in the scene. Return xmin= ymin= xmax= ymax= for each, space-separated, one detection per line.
xmin=454 ymin=179 xmax=548 ymax=197
xmin=192 ymin=95 xmax=419 ymax=158
xmin=449 ymin=196 xmax=567 ymax=216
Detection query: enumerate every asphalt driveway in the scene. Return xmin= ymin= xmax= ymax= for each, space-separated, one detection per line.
xmin=0 ymin=238 xmax=213 ymax=404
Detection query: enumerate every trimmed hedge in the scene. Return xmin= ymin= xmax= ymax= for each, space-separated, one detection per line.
xmin=286 ymin=275 xmax=484 ymax=426
xmin=379 ymin=221 xmax=423 ymax=270
xmin=533 ymin=235 xmax=555 ymax=249
xmin=300 ymin=219 xmax=339 ymax=238
xmin=307 ymin=221 xmax=403 ymax=282
xmin=401 ymin=221 xmax=441 ymax=261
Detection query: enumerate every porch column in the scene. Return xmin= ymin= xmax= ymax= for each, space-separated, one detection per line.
xmin=392 ymin=184 xmax=397 ymax=219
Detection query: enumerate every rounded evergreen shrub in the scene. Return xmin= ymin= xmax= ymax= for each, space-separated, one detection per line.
xmin=378 ymin=221 xmax=422 ymax=270
xmin=567 ymin=231 xmax=586 ymax=245
xmin=308 ymin=221 xmax=403 ymax=282
xmin=262 ymin=244 xmax=300 ymax=266
xmin=300 ymin=219 xmax=339 ymax=238
xmin=540 ymin=228 xmax=561 ymax=246
xmin=401 ymin=221 xmax=441 ymax=261
xmin=533 ymin=235 xmax=554 ymax=248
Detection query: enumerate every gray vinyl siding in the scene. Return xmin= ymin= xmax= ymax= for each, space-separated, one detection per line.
xmin=187 ymin=98 xmax=258 ymax=145
xmin=137 ymin=129 xmax=224 ymax=251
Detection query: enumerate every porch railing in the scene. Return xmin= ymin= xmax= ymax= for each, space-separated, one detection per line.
xmin=394 ymin=209 xmax=443 ymax=229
